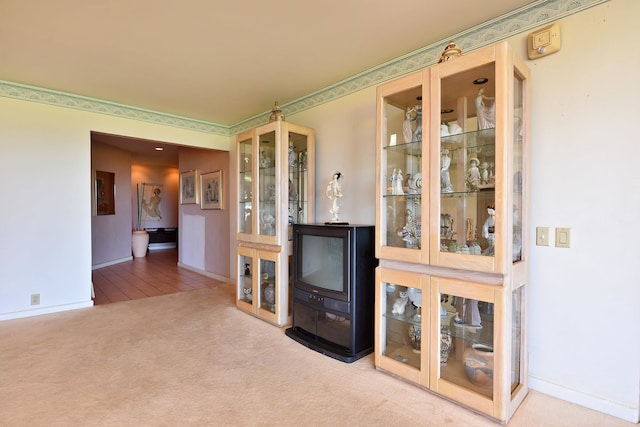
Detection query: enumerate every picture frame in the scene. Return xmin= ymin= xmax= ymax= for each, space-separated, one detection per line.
xmin=200 ymin=170 xmax=223 ymax=210
xmin=179 ymin=169 xmax=198 ymax=204
xmin=95 ymin=170 xmax=115 ymax=215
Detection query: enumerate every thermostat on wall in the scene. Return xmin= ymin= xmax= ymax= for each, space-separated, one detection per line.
xmin=528 ymin=23 xmax=561 ymax=59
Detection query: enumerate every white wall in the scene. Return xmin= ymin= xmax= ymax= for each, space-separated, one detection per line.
xmin=281 ymin=1 xmax=639 ymax=421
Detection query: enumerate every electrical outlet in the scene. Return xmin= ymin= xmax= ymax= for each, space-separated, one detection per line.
xmin=30 ymin=293 xmax=40 ymax=305
xmin=536 ymin=227 xmax=549 ymax=246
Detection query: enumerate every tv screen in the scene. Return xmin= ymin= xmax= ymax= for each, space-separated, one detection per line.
xmin=299 ymin=234 xmax=344 ymax=293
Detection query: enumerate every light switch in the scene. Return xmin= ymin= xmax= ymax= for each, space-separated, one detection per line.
xmin=555 ymin=227 xmax=570 ymax=248
xmin=528 ymin=23 xmax=561 ymax=59
xmin=536 ymin=227 xmax=549 ymax=246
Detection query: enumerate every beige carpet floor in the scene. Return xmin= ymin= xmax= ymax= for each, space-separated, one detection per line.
xmin=0 ymin=284 xmax=631 ymax=426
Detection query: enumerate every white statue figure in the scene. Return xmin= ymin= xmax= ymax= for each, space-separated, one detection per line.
xmin=392 ymin=290 xmax=409 ymax=315
xmin=476 ymin=88 xmax=496 ymax=130
xmin=463 ymin=299 xmax=482 ymax=326
xmin=288 ymin=145 xmax=296 ymax=167
xmin=466 ymin=157 xmax=481 ymax=190
xmin=405 ymin=173 xmax=418 ymax=194
xmin=440 ymin=123 xmax=450 ymax=137
xmin=480 ymin=161 xmax=489 ymax=185
xmin=259 ymin=149 xmax=271 ymax=168
xmin=482 ymin=204 xmax=496 ymax=255
xmin=448 ymin=123 xmax=463 ymax=135
xmin=260 ymin=211 xmax=275 ymax=235
xmin=391 ymin=168 xmax=404 ymax=195
xmin=326 ymin=171 xmax=344 ymax=222
xmin=412 ymin=104 xmax=423 ymax=142
xmin=403 ymin=106 xmax=416 ymax=143
xmin=441 ymin=149 xmax=453 ymax=193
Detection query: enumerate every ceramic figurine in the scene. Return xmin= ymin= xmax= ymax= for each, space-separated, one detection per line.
xmin=476 ymin=88 xmax=496 ymax=130
xmin=269 ymin=101 xmax=284 ymax=122
xmin=243 ymin=287 xmax=252 ymax=303
xmin=288 ymin=145 xmax=296 ymax=167
xmin=392 ymin=290 xmax=409 ymax=315
xmin=326 ymin=171 xmax=344 ymax=223
xmin=441 ymin=149 xmax=453 ymax=193
xmin=466 ymin=158 xmax=481 ymax=190
xmin=403 ymin=106 xmax=416 ymax=143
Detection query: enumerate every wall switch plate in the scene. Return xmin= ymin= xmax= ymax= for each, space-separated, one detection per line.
xmin=536 ymin=227 xmax=549 ymax=246
xmin=30 ymin=293 xmax=40 ymax=305
xmin=528 ymin=23 xmax=561 ymax=59
xmin=555 ymin=227 xmax=570 ymax=248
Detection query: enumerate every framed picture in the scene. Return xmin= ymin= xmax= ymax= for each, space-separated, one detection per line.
xmin=95 ymin=170 xmax=115 ymax=215
xmin=200 ymin=170 xmax=223 ymax=210
xmin=179 ymin=169 xmax=198 ymax=204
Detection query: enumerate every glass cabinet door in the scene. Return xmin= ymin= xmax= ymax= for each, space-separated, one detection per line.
xmin=237 ymin=247 xmax=255 ymax=309
xmin=257 ymin=250 xmax=279 ymax=321
xmin=375 ymin=268 xmax=427 ymax=385
xmin=238 ymin=135 xmax=253 ymax=237
xmin=257 ymin=129 xmax=277 ymax=240
xmin=287 ymin=131 xmax=309 ymax=241
xmin=376 ymin=71 xmax=428 ymax=264
xmin=436 ymin=61 xmax=497 ymax=264
xmin=429 ymin=277 xmax=524 ymax=416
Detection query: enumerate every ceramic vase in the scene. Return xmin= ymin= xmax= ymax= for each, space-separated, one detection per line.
xmin=131 ymin=230 xmax=149 ymax=258
xmin=463 ymin=343 xmax=494 ymax=388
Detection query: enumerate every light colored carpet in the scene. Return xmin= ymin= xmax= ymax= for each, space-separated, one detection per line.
xmin=0 ymin=284 xmax=630 ymax=426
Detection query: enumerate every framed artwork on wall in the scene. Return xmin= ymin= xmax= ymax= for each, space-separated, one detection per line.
xmin=200 ymin=170 xmax=223 ymax=210
xmin=179 ymin=169 xmax=198 ymax=204
xmin=95 ymin=170 xmax=115 ymax=215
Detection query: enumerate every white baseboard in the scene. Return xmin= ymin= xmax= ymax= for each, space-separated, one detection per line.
xmin=0 ymin=300 xmax=94 ymax=321
xmin=92 ymin=256 xmax=133 ymax=270
xmin=177 ymin=262 xmax=233 ymax=284
xmin=529 ymin=375 xmax=639 ymax=423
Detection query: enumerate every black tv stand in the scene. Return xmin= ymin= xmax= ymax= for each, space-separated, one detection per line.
xmin=286 ymin=224 xmax=376 ymax=363
xmin=285 ymin=326 xmax=372 ymax=363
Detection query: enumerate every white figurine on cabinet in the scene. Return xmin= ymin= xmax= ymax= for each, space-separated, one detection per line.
xmin=476 ymin=88 xmax=496 ymax=130
xmin=466 ymin=158 xmax=481 ymax=190
xmin=326 ymin=171 xmax=345 ymax=223
xmin=441 ymin=149 xmax=453 ymax=193
xmin=392 ymin=290 xmax=409 ymax=315
xmin=391 ymin=169 xmax=404 ymax=195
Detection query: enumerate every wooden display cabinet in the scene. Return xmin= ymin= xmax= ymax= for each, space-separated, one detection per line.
xmin=374 ymin=41 xmax=530 ymax=423
xmin=235 ymin=121 xmax=314 ymax=326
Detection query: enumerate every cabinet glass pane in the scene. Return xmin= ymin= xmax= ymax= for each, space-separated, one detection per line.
xmin=381 ymin=282 xmax=423 ymax=369
xmin=288 ymin=132 xmax=308 ymax=241
xmin=258 ymin=131 xmax=276 ymax=237
xmin=238 ymin=137 xmax=253 ymax=234
xmin=513 ymin=73 xmax=525 ymax=263
xmin=440 ymin=291 xmax=494 ymax=399
xmin=238 ymin=254 xmax=253 ymax=303
xmin=439 ymin=64 xmax=496 ymax=257
xmin=511 ymin=286 xmax=523 ymax=393
xmin=382 ymin=86 xmax=423 ymax=249
xmin=259 ymin=259 xmax=276 ymax=312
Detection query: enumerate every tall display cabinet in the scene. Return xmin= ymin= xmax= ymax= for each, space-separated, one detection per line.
xmin=374 ymin=41 xmax=530 ymax=422
xmin=236 ymin=121 xmax=314 ymax=326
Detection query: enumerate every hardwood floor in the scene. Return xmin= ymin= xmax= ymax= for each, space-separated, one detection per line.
xmin=92 ymin=249 xmax=227 ymax=305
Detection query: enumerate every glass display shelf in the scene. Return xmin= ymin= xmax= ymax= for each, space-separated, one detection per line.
xmin=381 ymin=284 xmax=423 ymax=370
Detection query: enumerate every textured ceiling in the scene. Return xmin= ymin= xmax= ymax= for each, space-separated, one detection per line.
xmin=1 ymin=0 xmax=537 ymax=127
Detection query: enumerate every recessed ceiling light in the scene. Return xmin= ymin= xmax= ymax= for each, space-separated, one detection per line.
xmin=441 ymin=109 xmax=454 ymax=114
xmin=473 ymin=78 xmax=489 ymax=85
xmin=155 ymin=147 xmax=164 ymax=151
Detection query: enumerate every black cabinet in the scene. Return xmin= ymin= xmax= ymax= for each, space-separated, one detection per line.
xmin=285 ymin=224 xmax=377 ymax=363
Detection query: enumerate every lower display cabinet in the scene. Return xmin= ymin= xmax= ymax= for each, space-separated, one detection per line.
xmin=375 ymin=266 xmax=528 ymax=422
xmin=236 ymin=245 xmax=290 ymax=326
